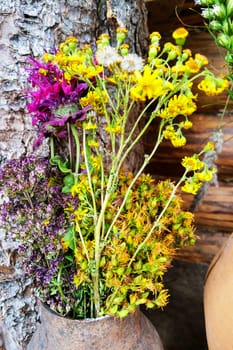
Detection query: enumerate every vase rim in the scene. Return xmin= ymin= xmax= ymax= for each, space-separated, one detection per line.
xmin=40 ymin=301 xmax=113 ymax=322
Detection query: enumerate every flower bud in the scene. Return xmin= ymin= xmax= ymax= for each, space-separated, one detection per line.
xmin=201 ymin=8 xmax=214 ymax=20
xmin=148 ymin=44 xmax=159 ymax=59
xmin=116 ymin=27 xmax=128 ymax=45
xmin=172 ymin=27 xmax=189 ymax=46
xmin=227 ymin=0 xmax=233 ymax=16
xmin=217 ymin=32 xmax=232 ymax=49
xmin=150 ymin=32 xmax=161 ymax=45
xmin=209 ymin=20 xmax=223 ymax=31
xmin=212 ymin=4 xmax=227 ymax=19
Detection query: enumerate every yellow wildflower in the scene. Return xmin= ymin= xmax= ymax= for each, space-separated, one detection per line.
xmin=87 ymin=139 xmax=100 ymax=148
xmin=184 ymin=58 xmax=200 ymax=74
xmin=120 ymin=43 xmax=129 ymax=56
xmin=130 ymin=65 xmax=169 ymax=101
xmin=61 ymin=238 xmax=69 ymax=251
xmin=203 ymin=142 xmax=215 ymax=152
xmin=181 ymin=181 xmax=202 ymax=195
xmin=90 ymin=156 xmax=101 ymax=170
xmin=181 ymin=120 xmax=193 ymax=129
xmin=171 ymin=135 xmax=186 ymax=147
xmin=195 ymin=53 xmax=208 ymax=67
xmin=43 ymin=52 xmax=53 ymax=62
xmin=105 ymin=123 xmax=122 ymax=134
xmin=150 ymin=32 xmax=161 ymax=44
xmin=163 ymin=125 xmax=175 ymax=139
xmin=181 ymin=156 xmax=205 ymax=171
xmin=60 ymin=36 xmax=78 ymax=50
xmin=196 ymin=168 xmax=216 ymax=182
xmin=172 ymin=27 xmax=189 ymax=46
xmin=116 ymin=27 xmax=128 ymax=44
xmin=198 ymin=76 xmax=229 ymax=96
xmin=162 ymin=94 xmax=197 ymax=118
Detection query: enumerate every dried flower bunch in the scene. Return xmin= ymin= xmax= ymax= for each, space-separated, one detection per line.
xmin=0 ymin=27 xmax=228 ymax=319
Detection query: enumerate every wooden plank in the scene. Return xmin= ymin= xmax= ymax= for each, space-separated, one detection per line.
xmin=145 ymin=112 xmax=233 ymax=180
xmin=175 ymin=231 xmax=231 ymax=263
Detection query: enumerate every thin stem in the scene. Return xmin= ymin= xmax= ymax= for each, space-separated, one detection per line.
xmin=83 ymin=130 xmax=98 ymax=224
xmin=67 ymin=123 xmax=74 ymax=172
xmin=50 ymin=136 xmax=55 ymax=159
xmin=75 ymin=222 xmax=90 ymax=263
xmin=70 ymin=124 xmax=80 ymax=184
xmin=104 ymin=120 xmax=166 ymax=242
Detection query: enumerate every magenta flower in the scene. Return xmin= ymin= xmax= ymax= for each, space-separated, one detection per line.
xmin=26 ymin=58 xmax=90 ymax=147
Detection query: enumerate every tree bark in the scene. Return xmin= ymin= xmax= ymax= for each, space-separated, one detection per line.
xmin=0 ymin=1 xmax=148 ymax=349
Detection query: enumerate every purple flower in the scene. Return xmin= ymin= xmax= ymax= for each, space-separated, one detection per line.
xmin=25 ymin=58 xmax=90 ymax=147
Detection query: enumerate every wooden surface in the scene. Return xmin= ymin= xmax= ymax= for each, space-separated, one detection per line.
xmin=145 ymin=0 xmax=233 ymax=264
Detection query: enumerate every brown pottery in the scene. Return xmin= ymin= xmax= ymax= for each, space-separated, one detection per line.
xmin=27 ymin=302 xmax=164 ymax=350
xmin=204 ymin=232 xmax=233 ymax=350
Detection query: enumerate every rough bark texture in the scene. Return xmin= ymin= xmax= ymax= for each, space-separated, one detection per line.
xmin=0 ymin=1 xmax=148 ymax=349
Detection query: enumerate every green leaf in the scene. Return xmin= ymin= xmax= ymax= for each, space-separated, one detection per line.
xmin=227 ymin=88 xmax=233 ymax=100
xmin=63 ymin=227 xmax=76 ymax=250
xmin=117 ymin=309 xmax=129 ymax=318
xmin=62 ymin=174 xmax=75 ymax=193
xmin=50 ymin=155 xmax=71 ymax=173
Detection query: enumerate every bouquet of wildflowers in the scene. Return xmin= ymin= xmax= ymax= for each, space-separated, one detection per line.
xmin=0 ymin=27 xmax=228 ymax=319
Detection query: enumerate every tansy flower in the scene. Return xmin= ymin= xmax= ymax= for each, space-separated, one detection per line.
xmin=83 ymin=121 xmax=97 ymax=130
xmin=148 ymin=44 xmax=160 ymax=60
xmin=116 ymin=27 xmax=128 ymax=45
xmin=198 ymin=76 xmax=229 ymax=96
xmin=120 ymin=44 xmax=129 ymax=56
xmin=163 ymin=125 xmax=176 ymax=139
xmin=150 ymin=31 xmax=161 ymax=44
xmin=172 ymin=27 xmax=189 ymax=46
xmin=59 ymin=36 xmax=78 ymax=51
xmin=196 ymin=168 xmax=216 ymax=182
xmin=180 ymin=120 xmax=193 ymax=129
xmin=159 ymin=94 xmax=197 ymax=119
xmin=171 ymin=135 xmax=187 ymax=147
xmin=184 ymin=58 xmax=200 ymax=74
xmin=181 ymin=180 xmax=202 ymax=195
xmin=181 ymin=156 xmax=205 ymax=171
xmin=195 ymin=53 xmax=208 ymax=67
xmin=130 ymin=65 xmax=169 ymax=101
xmin=87 ymin=139 xmax=100 ymax=148
xmin=96 ymin=33 xmax=110 ymax=47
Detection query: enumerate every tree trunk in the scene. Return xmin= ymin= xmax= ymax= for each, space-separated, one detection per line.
xmin=0 ymin=1 xmax=148 ymax=349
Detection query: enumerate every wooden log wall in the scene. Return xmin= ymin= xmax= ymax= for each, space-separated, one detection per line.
xmin=145 ymin=0 xmax=233 ymax=263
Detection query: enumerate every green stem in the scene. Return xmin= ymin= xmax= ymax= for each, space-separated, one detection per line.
xmin=50 ymin=136 xmax=55 ymax=159
xmin=83 ymin=131 xmax=98 ymax=224
xmin=57 ymin=263 xmax=69 ymax=306
xmin=70 ymin=124 xmax=80 ymax=184
xmin=104 ymin=120 xmax=166 ymax=242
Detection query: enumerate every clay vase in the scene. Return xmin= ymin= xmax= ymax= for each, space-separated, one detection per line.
xmin=204 ymin=232 xmax=233 ymax=350
xmin=27 ymin=302 xmax=164 ymax=350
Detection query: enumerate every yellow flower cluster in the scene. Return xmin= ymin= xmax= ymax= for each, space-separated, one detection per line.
xmin=181 ymin=150 xmax=216 ymax=195
xmin=198 ymin=75 xmax=229 ymax=96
